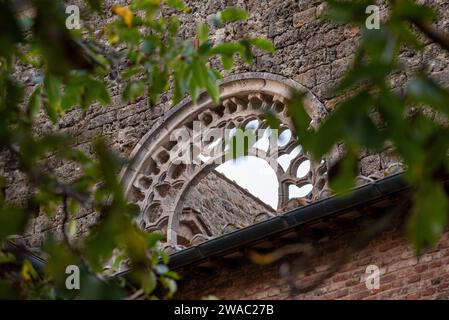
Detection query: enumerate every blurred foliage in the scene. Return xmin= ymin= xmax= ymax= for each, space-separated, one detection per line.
xmin=287 ymin=0 xmax=449 ymax=253
xmin=0 ymin=0 xmax=273 ymax=299
xmin=4 ymin=0 xmax=448 ymax=300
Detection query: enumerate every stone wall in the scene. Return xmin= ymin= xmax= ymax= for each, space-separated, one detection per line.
xmin=3 ymin=0 xmax=351 ymax=247
xmin=2 ymin=0 xmax=449 ymax=299
xmin=184 ymin=170 xmax=275 ymax=236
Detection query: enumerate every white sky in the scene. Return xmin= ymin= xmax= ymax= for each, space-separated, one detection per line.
xmin=199 ymin=124 xmax=313 ymax=210
xmin=215 ymin=155 xmax=313 ymax=210
xmin=216 ymin=156 xmax=279 ymax=209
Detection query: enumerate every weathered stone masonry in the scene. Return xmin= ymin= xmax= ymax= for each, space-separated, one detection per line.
xmin=3 ymin=0 xmax=449 ymax=299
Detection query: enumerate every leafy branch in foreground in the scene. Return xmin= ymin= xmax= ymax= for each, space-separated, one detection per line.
xmin=0 ymin=0 xmax=274 ymax=299
xmin=106 ymin=3 xmax=273 ymax=105
xmin=287 ymin=0 xmax=449 ymax=252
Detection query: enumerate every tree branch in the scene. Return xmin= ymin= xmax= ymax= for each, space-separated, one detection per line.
xmin=411 ymin=19 xmax=449 ymax=52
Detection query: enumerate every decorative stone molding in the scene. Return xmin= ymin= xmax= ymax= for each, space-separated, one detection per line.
xmin=120 ymin=72 xmax=329 ymax=251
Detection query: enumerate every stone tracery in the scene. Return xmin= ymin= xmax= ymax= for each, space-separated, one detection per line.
xmin=120 ymin=73 xmax=330 ymax=251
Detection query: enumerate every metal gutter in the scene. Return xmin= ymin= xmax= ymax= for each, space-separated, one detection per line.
xmin=168 ymin=172 xmax=412 ymax=269
xmin=3 ymin=242 xmax=46 ymax=274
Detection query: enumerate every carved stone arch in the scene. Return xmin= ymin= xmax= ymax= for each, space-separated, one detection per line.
xmin=120 ymin=72 xmax=329 ymax=251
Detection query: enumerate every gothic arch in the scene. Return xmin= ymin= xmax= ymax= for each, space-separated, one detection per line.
xmin=119 ymin=72 xmax=329 ymax=251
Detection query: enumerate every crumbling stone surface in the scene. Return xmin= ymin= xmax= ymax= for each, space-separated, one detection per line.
xmin=185 ymin=171 xmax=275 ymax=236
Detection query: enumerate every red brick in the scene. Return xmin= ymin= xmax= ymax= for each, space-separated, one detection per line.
xmin=421 ymin=271 xmax=436 ymax=281
xmin=430 ymin=261 xmax=442 ymax=268
xmin=407 ymin=274 xmax=420 ymax=284
xmin=267 ymin=287 xmax=281 ymax=297
xmin=414 ymin=265 xmax=429 ymax=273
xmin=422 ymin=288 xmax=436 ymax=297
xmin=382 ymin=273 xmax=396 ymax=283
xmin=335 ymin=289 xmax=349 ymax=299
xmin=353 ymin=290 xmax=370 ymax=300
xmin=378 ymin=283 xmax=393 ymax=293
xmin=438 ymin=283 xmax=449 ymax=291
xmin=345 ymin=279 xmax=359 ymax=286
xmin=379 ymin=242 xmax=397 ymax=252
xmin=406 ymin=292 xmax=421 ymax=300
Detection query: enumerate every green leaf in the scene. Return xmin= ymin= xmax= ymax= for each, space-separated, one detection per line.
xmin=142 ymin=270 xmax=157 ymax=294
xmin=240 ymin=40 xmax=254 ymax=64
xmin=164 ymin=271 xmax=180 ymax=280
xmin=345 ymin=114 xmax=384 ymax=150
xmin=27 ymin=86 xmax=42 ymax=120
xmin=160 ymin=277 xmax=177 ymax=298
xmin=388 ymin=21 xmax=422 ymax=50
xmin=204 ymin=69 xmax=220 ymax=104
xmin=197 ymin=23 xmax=209 ymax=44
xmin=85 ymin=0 xmax=103 ymax=11
xmin=123 ymin=81 xmax=145 ymax=103
xmin=390 ymin=0 xmax=436 ymax=24
xmin=210 ymin=43 xmax=244 ymax=70
xmin=142 ymin=35 xmax=160 ymax=55
xmin=363 ymin=27 xmax=400 ymax=65
xmin=21 ymin=259 xmax=39 ymax=281
xmin=263 ymin=110 xmax=281 ymax=130
xmin=149 ymin=67 xmax=168 ymax=104
xmin=77 ymin=77 xmax=111 ymax=108
xmin=326 ymin=0 xmax=373 ymax=24
xmin=173 ymin=67 xmax=187 ymax=104
xmin=377 ymin=89 xmax=422 ymax=165
xmin=407 ymin=74 xmax=449 ymax=118
xmin=0 ymin=279 xmax=18 ymax=299
xmin=94 ymin=79 xmax=111 ymax=105
xmin=219 ymin=7 xmax=249 ymax=23
xmin=147 ymin=233 xmax=165 ymax=247
xmin=312 ymin=91 xmax=373 ymax=158
xmin=166 ymin=0 xmax=189 ymax=12
xmin=168 ymin=15 xmax=180 ymax=36
xmin=328 ymin=148 xmax=358 ymax=194
xmin=337 ymin=62 xmax=394 ymax=92
xmin=249 ymin=38 xmax=275 ymax=53
xmin=61 ymin=83 xmax=82 ymax=110
xmin=160 ymin=250 xmax=170 ymax=265
xmin=221 ymin=54 xmax=234 ymax=70
xmin=132 ymin=0 xmax=160 ymax=10
xmin=287 ymin=91 xmax=312 ymax=150
xmin=210 ymin=42 xmax=243 ymax=56
xmin=407 ymin=182 xmax=449 ymax=253
xmin=154 ymin=264 xmax=169 ymax=275
xmin=117 ymin=27 xmax=141 ymax=46
xmin=0 ymin=252 xmax=16 ymax=264
xmin=68 ymin=220 xmax=77 ymax=238
xmin=0 ymin=3 xmax=24 ymax=58
xmin=191 ymin=58 xmax=212 ymax=99
xmin=43 ymin=74 xmax=62 ymax=119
